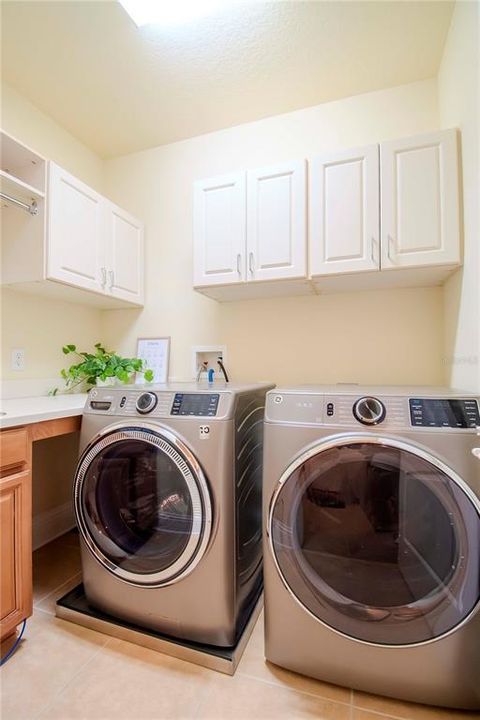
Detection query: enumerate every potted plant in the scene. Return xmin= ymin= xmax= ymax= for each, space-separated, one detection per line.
xmin=54 ymin=342 xmax=154 ymax=393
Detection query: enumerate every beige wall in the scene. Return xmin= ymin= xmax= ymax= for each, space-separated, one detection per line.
xmin=438 ymin=1 xmax=480 ymax=393
xmin=1 ymin=288 xmax=104 ymax=383
xmin=1 ymin=82 xmax=104 ymax=385
xmin=102 ymin=79 xmax=445 ymax=386
xmin=1 ymin=83 xmax=103 ymax=191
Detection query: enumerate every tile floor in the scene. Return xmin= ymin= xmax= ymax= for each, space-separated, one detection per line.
xmin=1 ymin=531 xmax=478 ymax=720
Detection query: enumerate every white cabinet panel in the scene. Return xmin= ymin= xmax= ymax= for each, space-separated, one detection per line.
xmin=193 ymin=173 xmax=246 ymax=287
xmin=247 ymin=160 xmax=306 ymax=281
xmin=310 ymin=145 xmax=379 ymax=276
xmin=107 ymin=203 xmax=144 ymax=305
xmin=380 ymin=129 xmax=460 ymax=269
xmin=47 ymin=163 xmax=104 ymax=292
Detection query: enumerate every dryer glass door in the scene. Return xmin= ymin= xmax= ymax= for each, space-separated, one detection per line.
xmin=270 ymin=437 xmax=480 ymax=645
xmin=75 ymin=426 xmax=212 ymax=587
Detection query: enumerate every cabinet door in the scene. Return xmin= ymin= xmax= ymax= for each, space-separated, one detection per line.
xmin=309 ymin=145 xmax=379 ymax=276
xmin=0 ymin=470 xmax=32 ymax=641
xmin=47 ymin=163 xmax=105 ymax=292
xmin=193 ymin=173 xmax=246 ymax=287
xmin=380 ymin=129 xmax=460 ymax=269
xmin=106 ymin=203 xmax=144 ymax=305
xmin=246 ymin=160 xmax=306 ymax=282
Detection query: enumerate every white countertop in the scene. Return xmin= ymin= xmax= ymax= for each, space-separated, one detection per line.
xmin=0 ymin=394 xmax=87 ymax=429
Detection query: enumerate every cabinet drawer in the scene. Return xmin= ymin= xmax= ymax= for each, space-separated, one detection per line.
xmin=0 ymin=428 xmax=29 ymax=471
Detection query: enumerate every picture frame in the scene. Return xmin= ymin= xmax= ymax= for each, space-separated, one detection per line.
xmin=136 ymin=336 xmax=170 ymax=384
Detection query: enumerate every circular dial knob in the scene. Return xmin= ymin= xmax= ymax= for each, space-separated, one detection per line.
xmin=353 ymin=396 xmax=386 ymax=425
xmin=135 ymin=392 xmax=158 ymax=415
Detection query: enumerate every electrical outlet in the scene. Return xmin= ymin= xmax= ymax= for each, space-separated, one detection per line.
xmin=11 ymin=348 xmax=25 ymax=371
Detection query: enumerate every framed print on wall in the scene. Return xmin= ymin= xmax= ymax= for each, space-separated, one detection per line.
xmin=136 ymin=336 xmax=170 ymax=383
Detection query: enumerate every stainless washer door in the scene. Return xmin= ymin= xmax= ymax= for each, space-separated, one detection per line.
xmin=269 ymin=434 xmax=480 ymax=646
xmin=74 ymin=423 xmax=212 ymax=587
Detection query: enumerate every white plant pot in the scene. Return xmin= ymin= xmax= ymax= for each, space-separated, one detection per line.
xmin=95 ymin=377 xmax=119 ymax=387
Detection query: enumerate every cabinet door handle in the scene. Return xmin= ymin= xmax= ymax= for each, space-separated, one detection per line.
xmin=100 ymin=267 xmax=107 ymax=287
xmin=387 ymin=234 xmax=397 ymax=263
xmin=371 ymin=237 xmax=378 ymax=265
xmin=249 ymin=252 xmax=255 ymax=275
xmin=108 ymin=270 xmax=114 ymax=290
xmin=236 ymin=253 xmax=242 ymax=276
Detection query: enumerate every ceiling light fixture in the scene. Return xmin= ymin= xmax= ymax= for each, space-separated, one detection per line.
xmin=118 ymin=0 xmax=227 ymax=27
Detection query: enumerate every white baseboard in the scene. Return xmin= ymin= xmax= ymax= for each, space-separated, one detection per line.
xmin=33 ymin=501 xmax=75 ymax=550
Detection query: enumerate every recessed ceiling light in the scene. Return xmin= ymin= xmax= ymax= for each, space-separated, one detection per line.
xmin=118 ymin=0 xmax=227 ymax=27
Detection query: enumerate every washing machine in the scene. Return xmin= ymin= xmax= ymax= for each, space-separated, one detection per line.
xmin=74 ymin=382 xmax=273 ymax=646
xmin=263 ymin=385 xmax=480 ymax=709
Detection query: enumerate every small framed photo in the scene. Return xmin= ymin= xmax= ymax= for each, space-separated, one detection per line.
xmin=136 ymin=337 xmax=170 ymax=384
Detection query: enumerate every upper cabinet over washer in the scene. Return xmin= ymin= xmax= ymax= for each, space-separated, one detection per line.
xmin=193 ymin=172 xmax=246 ymax=287
xmin=1 ymin=130 xmax=144 ymax=308
xmin=380 ymin=129 xmax=460 ymax=270
xmin=193 ymin=160 xmax=309 ymax=300
xmin=192 ymin=127 xmax=460 ymax=301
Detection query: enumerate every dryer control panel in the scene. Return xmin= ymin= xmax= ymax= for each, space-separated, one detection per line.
xmin=409 ymin=398 xmax=480 ymax=428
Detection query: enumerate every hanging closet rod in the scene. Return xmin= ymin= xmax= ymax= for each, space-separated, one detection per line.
xmin=0 ymin=191 xmax=38 ymax=216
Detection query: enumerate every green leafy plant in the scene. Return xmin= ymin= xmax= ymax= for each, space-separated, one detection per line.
xmin=53 ymin=342 xmax=154 ymax=393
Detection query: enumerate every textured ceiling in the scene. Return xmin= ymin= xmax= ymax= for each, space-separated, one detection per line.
xmin=1 ymin=0 xmax=454 ymax=158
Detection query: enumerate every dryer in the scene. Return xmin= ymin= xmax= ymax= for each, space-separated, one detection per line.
xmin=263 ymin=386 xmax=480 ymax=709
xmin=74 ymin=382 xmax=273 ymax=646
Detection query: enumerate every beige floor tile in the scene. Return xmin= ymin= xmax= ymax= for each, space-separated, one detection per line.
xmin=36 ymin=572 xmax=82 ymax=615
xmin=237 ymin=613 xmax=351 ymax=705
xmin=33 ymin=538 xmax=81 ymax=603
xmin=0 ymin=610 xmax=108 ymax=720
xmin=195 ymin=672 xmax=351 ymax=720
xmin=353 ymin=691 xmax=480 ymax=719
xmin=37 ymin=636 xmax=215 ymax=720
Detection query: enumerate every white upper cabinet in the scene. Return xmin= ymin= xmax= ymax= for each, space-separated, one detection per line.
xmin=380 ymin=129 xmax=460 ymax=269
xmin=192 ymin=128 xmax=460 ymax=300
xmin=309 ymin=145 xmax=379 ymax=276
xmin=47 ymin=163 xmax=105 ymax=293
xmin=106 ymin=202 xmax=144 ymax=304
xmin=1 ymin=138 xmax=144 ymax=308
xmin=247 ymin=160 xmax=306 ymax=282
xmin=193 ymin=173 xmax=246 ymax=287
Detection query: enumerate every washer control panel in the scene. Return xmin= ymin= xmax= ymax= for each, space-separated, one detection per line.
xmin=409 ymin=398 xmax=480 ymax=428
xmin=171 ymin=393 xmax=220 ymax=417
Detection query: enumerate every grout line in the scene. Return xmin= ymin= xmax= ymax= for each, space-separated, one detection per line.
xmin=235 ymin=669 xmax=353 ymax=707
xmin=350 ymin=704 xmax=434 ymax=720
xmin=33 ymin=570 xmax=82 ymax=609
xmin=32 ymin=632 xmax=109 ymax=720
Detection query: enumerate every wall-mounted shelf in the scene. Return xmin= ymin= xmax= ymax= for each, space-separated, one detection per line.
xmin=0 ymin=170 xmax=45 ymax=216
xmin=0 ymin=169 xmax=45 ymax=201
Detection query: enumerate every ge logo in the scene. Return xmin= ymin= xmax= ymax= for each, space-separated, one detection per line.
xmin=273 ymin=395 xmax=283 ymax=404
xmin=199 ymin=425 xmax=210 ymax=439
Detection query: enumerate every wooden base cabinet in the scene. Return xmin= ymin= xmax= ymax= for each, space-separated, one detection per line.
xmin=0 ymin=429 xmax=32 ymax=643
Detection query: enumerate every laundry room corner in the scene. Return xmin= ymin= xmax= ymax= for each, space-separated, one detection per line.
xmin=1 ymin=1 xmax=479 ymax=718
